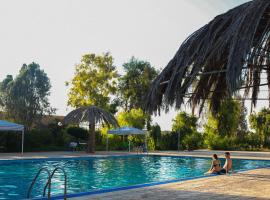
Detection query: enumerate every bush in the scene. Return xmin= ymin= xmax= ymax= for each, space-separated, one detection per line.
xmin=24 ymin=129 xmax=75 ymax=151
xmin=159 ymin=131 xmax=178 ymax=150
xmin=66 ymin=126 xmax=88 ymax=141
xmin=147 ymin=136 xmax=155 ymax=151
xmin=0 ymin=132 xmax=21 ymax=152
xmin=182 ymin=132 xmax=203 ymax=150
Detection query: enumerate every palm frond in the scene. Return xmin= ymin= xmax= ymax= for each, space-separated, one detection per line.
xmin=63 ymin=106 xmax=119 ymax=127
xmin=145 ymin=0 xmax=270 ymax=115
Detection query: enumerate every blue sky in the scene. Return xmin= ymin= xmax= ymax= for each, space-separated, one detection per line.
xmin=0 ymin=0 xmax=251 ymax=130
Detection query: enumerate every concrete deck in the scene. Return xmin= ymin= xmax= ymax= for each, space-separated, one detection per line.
xmin=75 ymin=168 xmax=270 ymax=200
xmin=1 ymin=150 xmax=270 ymax=199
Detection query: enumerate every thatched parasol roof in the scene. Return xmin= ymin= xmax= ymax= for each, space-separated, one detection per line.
xmin=64 ymin=106 xmax=119 ymax=127
xmin=145 ymin=0 xmax=270 ymax=115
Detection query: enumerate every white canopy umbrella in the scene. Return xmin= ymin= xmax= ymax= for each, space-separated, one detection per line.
xmin=0 ymin=120 xmax=24 ymax=155
xmin=107 ymin=126 xmax=147 ymax=152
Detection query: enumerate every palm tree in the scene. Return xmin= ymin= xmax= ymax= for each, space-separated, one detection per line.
xmin=145 ymin=0 xmax=270 ymax=115
xmin=64 ymin=106 xmax=118 ymax=153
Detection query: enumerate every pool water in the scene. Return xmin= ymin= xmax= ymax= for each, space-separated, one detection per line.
xmin=1 ymin=155 xmax=270 ymax=199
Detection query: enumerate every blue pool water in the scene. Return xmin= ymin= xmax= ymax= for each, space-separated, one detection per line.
xmin=1 ymin=155 xmax=270 ymax=200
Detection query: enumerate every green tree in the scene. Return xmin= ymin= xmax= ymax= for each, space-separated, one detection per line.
xmin=118 ymin=57 xmax=158 ymax=110
xmin=249 ymin=108 xmax=270 ymax=148
xmin=204 ymin=100 xmax=241 ymax=137
xmin=204 ymin=100 xmax=247 ymax=149
xmin=237 ymin=102 xmax=248 ymax=138
xmin=117 ymin=108 xmax=148 ymax=129
xmin=149 ymin=123 xmax=161 ymax=148
xmin=0 ymin=63 xmax=54 ymax=128
xmin=67 ymin=53 xmax=118 ymax=112
xmin=172 ymin=112 xmax=201 ymax=150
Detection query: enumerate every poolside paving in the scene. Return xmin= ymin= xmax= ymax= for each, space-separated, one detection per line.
xmin=1 ymin=150 xmax=270 ymax=199
xmin=74 ymin=168 xmax=270 ymax=200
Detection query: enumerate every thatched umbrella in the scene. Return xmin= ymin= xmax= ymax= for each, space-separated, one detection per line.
xmin=64 ymin=106 xmax=118 ymax=153
xmin=145 ymin=0 xmax=270 ymax=115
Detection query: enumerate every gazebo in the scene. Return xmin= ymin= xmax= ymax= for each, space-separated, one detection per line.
xmin=107 ymin=126 xmax=147 ymax=152
xmin=0 ymin=120 xmax=25 ymax=154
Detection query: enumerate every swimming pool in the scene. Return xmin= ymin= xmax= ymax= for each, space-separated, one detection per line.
xmin=1 ymin=155 xmax=270 ymax=200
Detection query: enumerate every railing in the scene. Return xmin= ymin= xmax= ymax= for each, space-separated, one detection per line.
xmin=43 ymin=167 xmax=67 ymax=200
xmin=27 ymin=167 xmax=67 ymax=199
xmin=27 ymin=168 xmax=51 ymax=199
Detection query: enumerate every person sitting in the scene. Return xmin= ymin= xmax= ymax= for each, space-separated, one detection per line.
xmin=205 ymin=154 xmax=221 ymax=174
xmin=220 ymin=152 xmax=233 ymax=174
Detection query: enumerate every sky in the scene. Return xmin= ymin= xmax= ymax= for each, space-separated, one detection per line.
xmin=0 ymin=0 xmax=252 ymax=130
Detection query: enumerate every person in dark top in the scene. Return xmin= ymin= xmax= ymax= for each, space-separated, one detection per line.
xmin=205 ymin=154 xmax=221 ymax=174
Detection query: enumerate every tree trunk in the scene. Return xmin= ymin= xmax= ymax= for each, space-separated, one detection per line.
xmin=87 ymin=122 xmax=95 ymax=153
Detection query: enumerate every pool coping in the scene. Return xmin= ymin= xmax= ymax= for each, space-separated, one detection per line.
xmin=34 ymin=165 xmax=270 ymax=200
xmin=4 ymin=154 xmax=268 ymax=200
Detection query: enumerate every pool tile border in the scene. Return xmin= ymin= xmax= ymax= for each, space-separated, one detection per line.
xmin=34 ymin=165 xmax=270 ymax=200
xmin=17 ymin=155 xmax=269 ymax=200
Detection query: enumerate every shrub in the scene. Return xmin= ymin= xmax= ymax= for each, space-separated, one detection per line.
xmin=147 ymin=136 xmax=155 ymax=151
xmin=66 ymin=126 xmax=88 ymax=141
xmin=0 ymin=132 xmax=21 ymax=152
xmin=182 ymin=132 xmax=203 ymax=150
xmin=159 ymin=131 xmax=178 ymax=150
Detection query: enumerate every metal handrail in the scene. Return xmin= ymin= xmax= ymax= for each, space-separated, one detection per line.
xmin=27 ymin=167 xmax=51 ymax=199
xmin=43 ymin=167 xmax=67 ymax=200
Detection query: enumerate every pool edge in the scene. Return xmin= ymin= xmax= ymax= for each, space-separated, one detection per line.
xmin=35 ymin=165 xmax=270 ymax=200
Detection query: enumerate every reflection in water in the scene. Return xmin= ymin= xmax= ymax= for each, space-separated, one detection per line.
xmin=1 ymin=155 xmax=270 ymax=200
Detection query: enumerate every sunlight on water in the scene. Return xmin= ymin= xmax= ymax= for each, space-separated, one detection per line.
xmin=0 ymin=155 xmax=270 ymax=200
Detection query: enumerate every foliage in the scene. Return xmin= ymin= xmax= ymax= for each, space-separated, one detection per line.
xmin=0 ymin=128 xmax=75 ymax=152
xmin=118 ymin=57 xmax=158 ymax=110
xmin=0 ymin=131 xmax=21 ymax=152
xmin=237 ymin=102 xmax=248 ymax=138
xmin=158 ymin=131 xmax=178 ymax=150
xmin=66 ymin=126 xmax=88 ymax=141
xmin=0 ymin=63 xmax=54 ymax=128
xmin=182 ymin=132 xmax=203 ymax=150
xmin=117 ymin=108 xmax=148 ymax=129
xmin=204 ymin=100 xmax=249 ymax=150
xmin=67 ymin=53 xmax=118 ymax=112
xmin=171 ymin=112 xmax=202 ymax=150
xmin=204 ymin=100 xmax=241 ymax=137
xmin=249 ymin=108 xmax=270 ymax=148
xmin=149 ymin=123 xmax=161 ymax=149
xmin=146 ymin=136 xmax=155 ymax=151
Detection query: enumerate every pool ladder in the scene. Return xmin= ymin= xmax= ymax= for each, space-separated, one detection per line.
xmin=27 ymin=167 xmax=67 ymax=200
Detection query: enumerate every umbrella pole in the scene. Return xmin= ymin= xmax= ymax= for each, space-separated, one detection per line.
xmin=128 ymin=140 xmax=130 ymax=152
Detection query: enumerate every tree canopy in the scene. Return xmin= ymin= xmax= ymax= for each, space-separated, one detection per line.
xmin=204 ymin=100 xmax=241 ymax=137
xmin=0 ymin=63 xmax=54 ymax=128
xmin=171 ymin=112 xmax=202 ymax=150
xmin=67 ymin=53 xmax=118 ymax=112
xmin=249 ymin=108 xmax=270 ymax=147
xmin=117 ymin=108 xmax=148 ymax=129
xmin=118 ymin=57 xmax=158 ymax=111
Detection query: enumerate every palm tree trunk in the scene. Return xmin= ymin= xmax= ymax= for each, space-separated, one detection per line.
xmin=87 ymin=122 xmax=95 ymax=153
